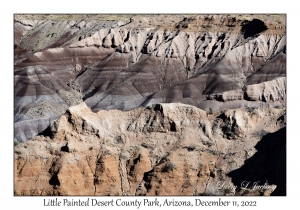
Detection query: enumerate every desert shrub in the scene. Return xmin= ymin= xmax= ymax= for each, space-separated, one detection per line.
xmin=186 ymin=145 xmax=196 ymax=151
xmin=162 ymin=163 xmax=176 ymax=172
xmin=202 ymin=140 xmax=214 ymax=147
xmin=246 ymin=107 xmax=255 ymax=112
xmin=257 ymin=130 xmax=267 ymax=137
xmin=223 ymin=187 xmax=234 ymax=195
xmin=15 ymin=150 xmax=21 ymax=155
xmin=116 ymin=135 xmax=123 ymax=144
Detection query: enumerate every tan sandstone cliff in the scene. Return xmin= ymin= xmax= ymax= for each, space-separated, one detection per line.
xmin=14 ymin=102 xmax=286 ymax=196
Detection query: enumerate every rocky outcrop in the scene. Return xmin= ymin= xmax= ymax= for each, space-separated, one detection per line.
xmin=245 ymin=77 xmax=286 ymax=102
xmin=14 ymin=102 xmax=286 ymax=196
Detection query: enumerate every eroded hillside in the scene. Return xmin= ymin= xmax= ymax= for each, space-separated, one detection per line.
xmin=14 ymin=102 xmax=286 ymax=196
xmin=14 ymin=14 xmax=286 ymax=142
xmin=14 ymin=14 xmax=286 ymax=196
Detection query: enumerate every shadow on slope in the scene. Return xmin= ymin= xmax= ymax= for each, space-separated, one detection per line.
xmin=227 ymin=127 xmax=286 ymax=196
xmin=241 ymin=19 xmax=268 ymax=39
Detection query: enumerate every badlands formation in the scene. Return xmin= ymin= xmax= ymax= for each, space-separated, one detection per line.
xmin=14 ymin=14 xmax=286 ymax=196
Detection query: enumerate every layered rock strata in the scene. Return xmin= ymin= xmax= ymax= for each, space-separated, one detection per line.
xmin=14 ymin=14 xmax=286 ymax=142
xmin=14 ymin=102 xmax=286 ymax=196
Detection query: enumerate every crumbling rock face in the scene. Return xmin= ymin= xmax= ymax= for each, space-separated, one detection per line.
xmin=245 ymin=77 xmax=286 ymax=102
xmin=14 ymin=102 xmax=286 ymax=196
xmin=14 ymin=14 xmax=286 ymax=142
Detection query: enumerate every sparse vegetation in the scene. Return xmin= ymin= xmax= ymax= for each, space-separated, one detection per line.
xmin=202 ymin=140 xmax=214 ymax=147
xmin=211 ymin=149 xmax=222 ymax=155
xmin=162 ymin=163 xmax=176 ymax=172
xmin=256 ymin=130 xmax=267 ymax=137
xmin=217 ymin=168 xmax=225 ymax=180
xmin=15 ymin=150 xmax=21 ymax=155
xmin=14 ymin=141 xmax=19 ymax=147
xmin=208 ymin=107 xmax=214 ymax=115
xmin=246 ymin=107 xmax=255 ymax=112
xmin=116 ymin=135 xmax=123 ymax=144
xmin=120 ymin=153 xmax=129 ymax=160
xmin=29 ymin=189 xmax=35 ymax=196
xmin=223 ymin=187 xmax=234 ymax=195
xmin=186 ymin=145 xmax=196 ymax=151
